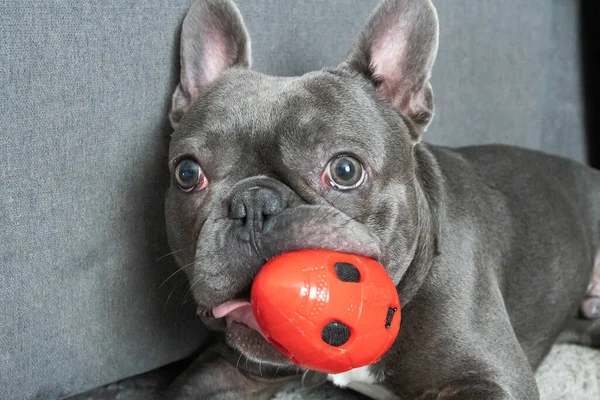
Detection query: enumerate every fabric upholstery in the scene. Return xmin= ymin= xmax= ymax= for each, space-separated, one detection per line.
xmin=0 ymin=2 xmax=203 ymax=399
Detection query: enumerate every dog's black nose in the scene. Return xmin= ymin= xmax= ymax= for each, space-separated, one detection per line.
xmin=229 ymin=186 xmax=285 ymax=228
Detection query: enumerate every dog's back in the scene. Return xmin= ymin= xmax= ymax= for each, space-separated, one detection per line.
xmin=430 ymin=143 xmax=600 ymax=366
xmin=454 ymin=144 xmax=600 ymax=247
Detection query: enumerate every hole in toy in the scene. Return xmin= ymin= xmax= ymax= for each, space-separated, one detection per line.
xmin=385 ymin=307 xmax=397 ymax=329
xmin=322 ymin=320 xmax=351 ymax=346
xmin=334 ymin=262 xmax=361 ymax=282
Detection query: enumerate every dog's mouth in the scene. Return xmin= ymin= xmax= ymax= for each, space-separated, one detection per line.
xmin=199 ymin=299 xmax=292 ymax=365
xmin=196 ymin=248 xmax=388 ymax=365
xmin=211 ymin=300 xmax=261 ymax=333
xmin=189 ymin=206 xmax=385 ymax=365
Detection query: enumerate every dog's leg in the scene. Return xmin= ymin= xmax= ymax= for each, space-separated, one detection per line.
xmin=580 ymin=250 xmax=600 ymax=319
xmin=379 ymin=304 xmax=540 ymax=399
xmin=556 ymin=317 xmax=600 ymax=348
xmin=557 ymin=251 xmax=600 ymax=347
xmin=162 ymin=344 xmax=371 ymax=400
xmin=374 ymin=253 xmax=549 ymax=400
xmin=414 ymin=380 xmax=512 ymax=400
xmin=161 ymin=351 xmax=292 ymax=400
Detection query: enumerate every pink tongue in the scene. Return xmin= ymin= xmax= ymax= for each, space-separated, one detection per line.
xmin=212 ymin=300 xmax=262 ymax=333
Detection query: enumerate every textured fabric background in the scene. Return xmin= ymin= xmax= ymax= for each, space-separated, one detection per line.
xmin=0 ymin=2 xmax=203 ymax=400
xmin=0 ymin=1 xmax=589 ymax=399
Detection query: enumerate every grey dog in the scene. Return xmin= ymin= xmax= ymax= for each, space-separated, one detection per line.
xmin=162 ymin=0 xmax=600 ymax=398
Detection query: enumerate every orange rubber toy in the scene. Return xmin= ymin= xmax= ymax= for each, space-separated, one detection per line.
xmin=251 ymin=250 xmax=401 ymax=374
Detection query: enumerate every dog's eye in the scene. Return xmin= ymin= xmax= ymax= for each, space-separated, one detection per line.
xmin=174 ymin=159 xmax=207 ymax=192
xmin=324 ymin=155 xmax=365 ymax=190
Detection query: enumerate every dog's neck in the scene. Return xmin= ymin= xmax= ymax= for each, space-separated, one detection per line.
xmin=395 ymin=142 xmax=443 ymax=306
xmin=210 ymin=336 xmax=331 ymax=389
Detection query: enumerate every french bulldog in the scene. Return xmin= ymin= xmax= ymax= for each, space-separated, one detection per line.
xmin=162 ymin=0 xmax=600 ymax=398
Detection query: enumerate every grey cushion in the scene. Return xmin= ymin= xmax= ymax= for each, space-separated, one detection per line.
xmin=432 ymin=0 xmax=585 ymax=161
xmin=236 ymin=0 xmax=585 ymax=161
xmin=0 ymin=1 xmax=588 ymax=399
xmin=0 ymin=2 xmax=204 ymax=399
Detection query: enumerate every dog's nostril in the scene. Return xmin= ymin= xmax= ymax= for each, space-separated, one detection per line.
xmin=263 ymin=197 xmax=284 ymax=216
xmin=229 ymin=197 xmax=247 ymax=220
xmin=228 ymin=187 xmax=285 ymax=221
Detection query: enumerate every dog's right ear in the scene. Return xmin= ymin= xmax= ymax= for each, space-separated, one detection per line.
xmin=344 ymin=0 xmax=439 ymax=141
xmin=170 ymin=0 xmax=251 ymax=129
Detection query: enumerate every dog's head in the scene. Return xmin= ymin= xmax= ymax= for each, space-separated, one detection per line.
xmin=165 ymin=0 xmax=440 ymax=365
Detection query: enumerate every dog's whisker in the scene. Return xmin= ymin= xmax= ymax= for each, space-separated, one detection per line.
xmin=158 ymin=261 xmax=195 ymax=290
xmin=235 ymin=352 xmax=244 ymax=370
xmin=180 ymin=276 xmax=204 ymax=306
xmin=165 ymin=277 xmax=187 ymax=309
xmin=156 ymin=247 xmax=190 ymax=262
xmin=219 ymin=347 xmax=229 ymax=358
xmin=180 ymin=296 xmax=194 ymax=306
xmin=181 ymin=284 xmax=196 ymax=304
xmin=271 ymin=365 xmax=280 ymax=379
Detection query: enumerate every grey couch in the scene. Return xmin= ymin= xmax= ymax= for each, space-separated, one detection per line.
xmin=1 ymin=1 xmax=597 ymax=399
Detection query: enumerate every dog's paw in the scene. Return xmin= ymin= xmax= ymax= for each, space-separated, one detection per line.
xmin=581 ymin=296 xmax=600 ymax=319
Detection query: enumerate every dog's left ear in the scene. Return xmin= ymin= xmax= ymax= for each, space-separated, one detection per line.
xmin=344 ymin=0 xmax=439 ymax=141
xmin=170 ymin=0 xmax=251 ymax=129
